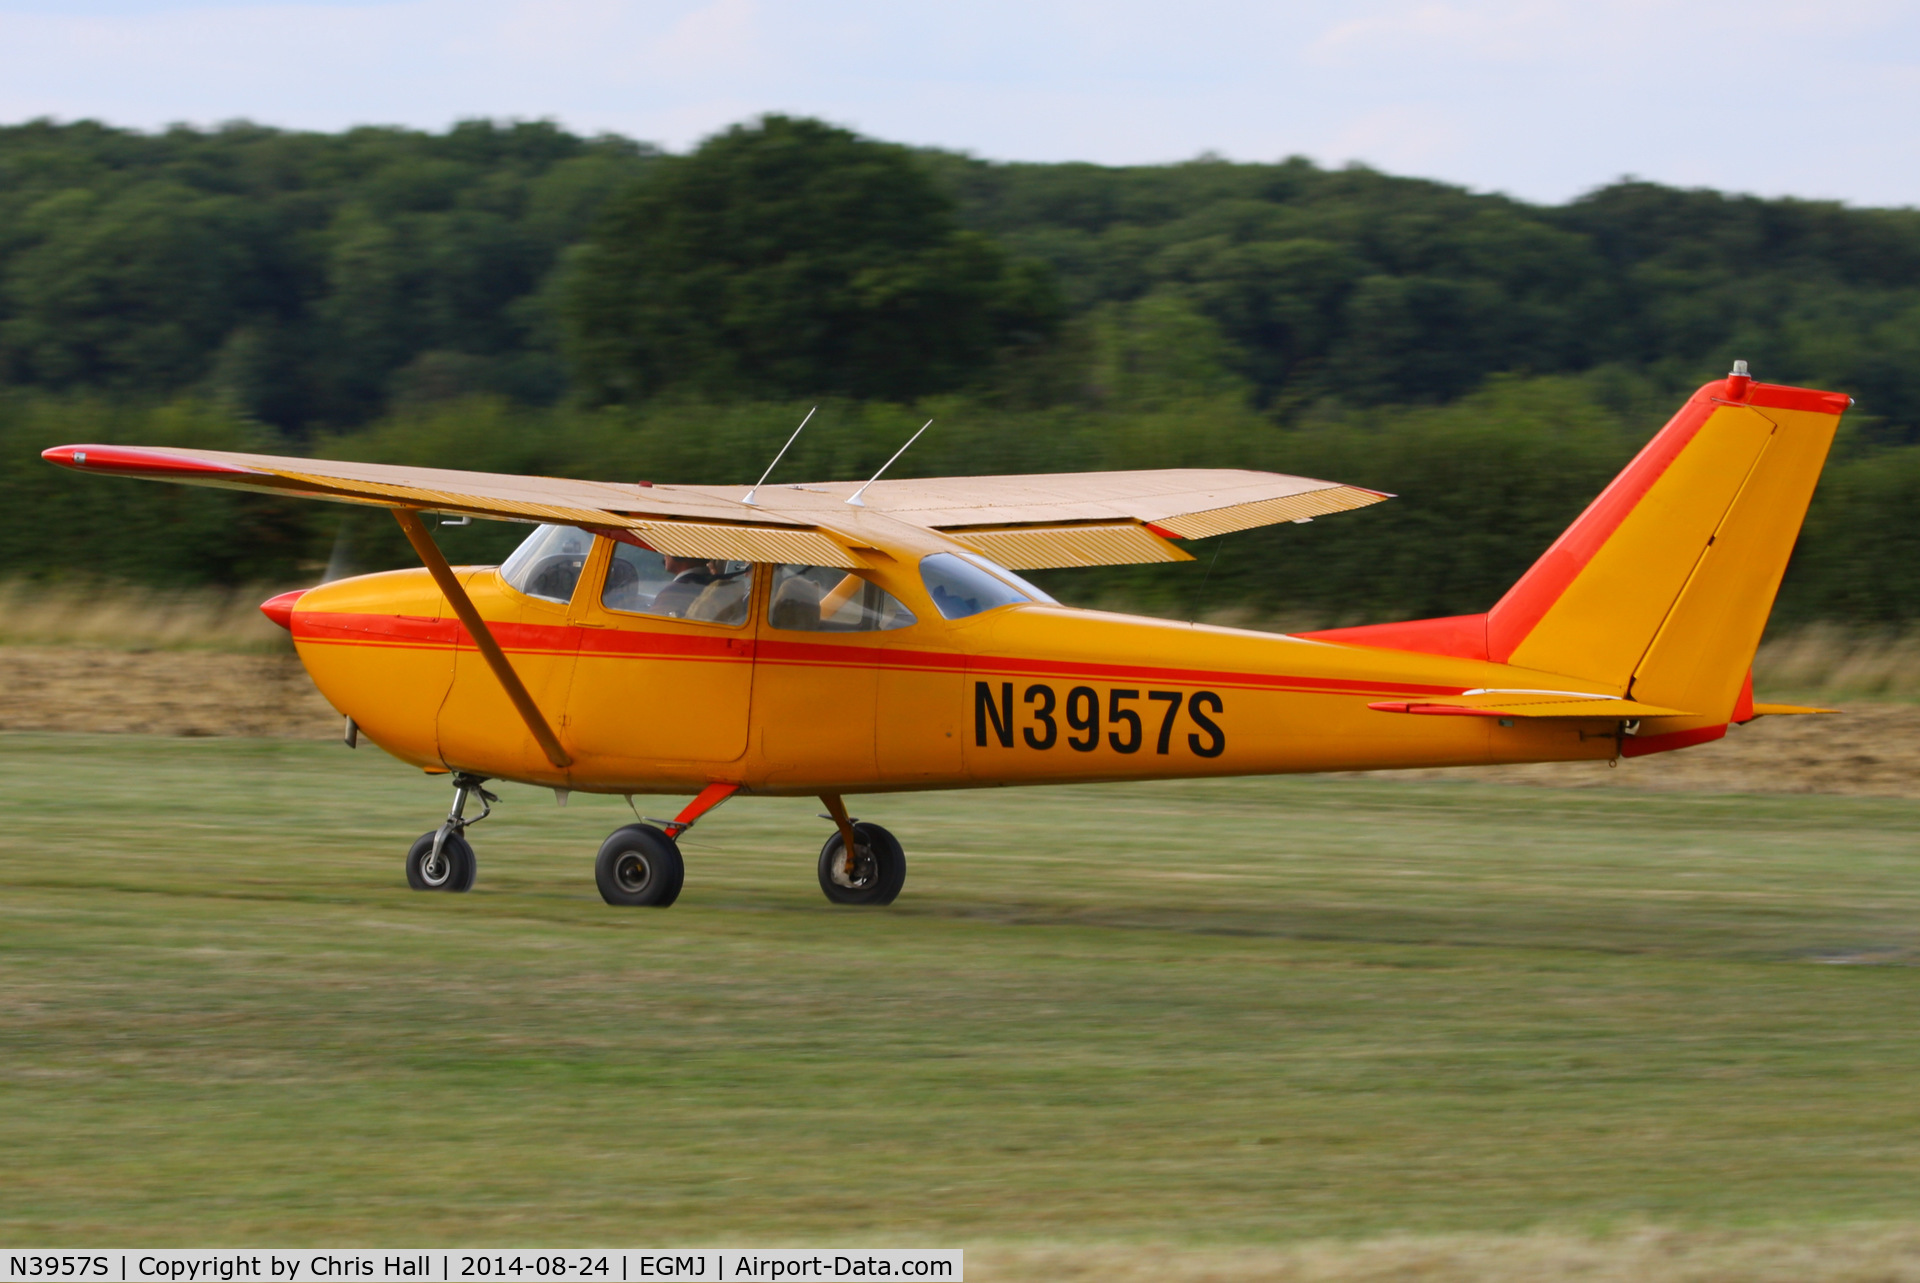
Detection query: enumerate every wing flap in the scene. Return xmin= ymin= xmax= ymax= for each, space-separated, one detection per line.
xmin=946 ymin=522 xmax=1195 ymax=569
xmin=606 ymin=522 xmax=860 ymax=568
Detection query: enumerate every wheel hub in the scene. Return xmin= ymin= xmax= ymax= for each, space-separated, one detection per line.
xmin=831 ymin=844 xmax=876 ymax=889
xmin=615 ymin=852 xmax=653 ymax=894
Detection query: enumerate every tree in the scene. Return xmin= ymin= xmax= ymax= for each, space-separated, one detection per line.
xmin=562 ymin=116 xmax=1060 ymax=403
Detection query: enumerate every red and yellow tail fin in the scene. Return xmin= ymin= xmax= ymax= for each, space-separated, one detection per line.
xmin=1307 ymin=369 xmax=1850 ymax=731
xmin=1491 ymin=373 xmax=1848 ymax=720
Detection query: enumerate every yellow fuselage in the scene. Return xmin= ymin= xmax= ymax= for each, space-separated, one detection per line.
xmin=290 ymin=535 xmax=1622 ymax=798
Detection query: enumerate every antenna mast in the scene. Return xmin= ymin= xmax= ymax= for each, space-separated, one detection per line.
xmin=743 ymin=406 xmax=816 ymax=506
xmin=846 ymin=420 xmax=932 ymax=507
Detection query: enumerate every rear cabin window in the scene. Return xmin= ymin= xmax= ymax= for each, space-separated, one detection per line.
xmin=768 ymin=565 xmax=917 ymax=632
xmin=499 ymin=524 xmax=594 ymax=604
xmin=603 ymin=542 xmax=754 ymax=625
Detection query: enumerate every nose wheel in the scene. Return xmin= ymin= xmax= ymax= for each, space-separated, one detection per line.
xmin=407 ymin=830 xmax=476 ymax=891
xmin=406 ymin=772 xmax=493 ymax=893
xmin=817 ymin=820 xmax=906 ymax=905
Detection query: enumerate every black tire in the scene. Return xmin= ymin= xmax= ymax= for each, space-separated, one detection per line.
xmin=595 ymin=824 xmax=685 ymax=907
xmin=817 ymin=821 xmax=906 ymax=906
xmin=406 ymin=830 xmax=476 ymax=892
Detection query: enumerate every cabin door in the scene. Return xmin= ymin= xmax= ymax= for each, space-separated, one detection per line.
xmin=564 ymin=538 xmax=757 ymax=770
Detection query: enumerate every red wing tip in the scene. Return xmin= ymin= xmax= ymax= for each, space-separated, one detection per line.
xmin=42 ymin=444 xmax=262 ymax=477
xmin=259 ymin=589 xmax=307 ymax=631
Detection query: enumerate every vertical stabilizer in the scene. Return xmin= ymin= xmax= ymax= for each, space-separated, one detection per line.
xmin=1487 ymin=373 xmax=1847 ymax=721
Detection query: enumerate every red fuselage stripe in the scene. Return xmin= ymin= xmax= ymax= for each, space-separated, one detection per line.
xmin=292 ymin=610 xmax=1470 ymax=699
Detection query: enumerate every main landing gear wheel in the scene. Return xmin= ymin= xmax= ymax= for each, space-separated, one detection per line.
xmin=817 ymin=822 xmax=906 ymax=906
xmin=407 ymin=830 xmax=476 ymax=892
xmin=595 ymin=824 xmax=686 ymax=907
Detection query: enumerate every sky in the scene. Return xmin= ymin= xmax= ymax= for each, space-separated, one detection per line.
xmin=1 ymin=0 xmax=1916 ymax=208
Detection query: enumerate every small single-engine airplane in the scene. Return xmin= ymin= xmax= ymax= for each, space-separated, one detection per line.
xmin=44 ymin=364 xmax=1844 ymax=908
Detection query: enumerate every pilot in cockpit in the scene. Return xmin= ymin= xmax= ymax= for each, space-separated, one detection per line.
xmin=647 ymin=555 xmax=720 ymax=618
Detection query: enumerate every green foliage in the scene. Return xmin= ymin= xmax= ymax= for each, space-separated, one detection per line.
xmin=8 ymin=117 xmax=1920 ymax=438
xmin=0 ymin=118 xmax=656 ymax=429
xmin=562 ymin=116 xmax=1061 ymax=403
xmin=927 ymin=156 xmax=1920 ymax=436
xmin=1775 ymin=442 xmax=1920 ymax=624
xmin=0 ymin=393 xmax=310 ymax=584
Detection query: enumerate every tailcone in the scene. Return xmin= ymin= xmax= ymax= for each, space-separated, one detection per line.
xmin=260 ymin=588 xmax=306 ymax=631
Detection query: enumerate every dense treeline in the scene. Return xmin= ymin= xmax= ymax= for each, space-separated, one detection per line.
xmin=0 ymin=118 xmax=654 ymax=428
xmin=6 ymin=377 xmax=1916 ymax=626
xmin=8 ymin=115 xmax=1920 ymax=436
xmin=5 ymin=114 xmax=1920 ymax=622
xmin=928 ymin=155 xmax=1920 ymax=436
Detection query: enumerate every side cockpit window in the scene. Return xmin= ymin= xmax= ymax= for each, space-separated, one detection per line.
xmin=768 ymin=565 xmax=916 ymax=632
xmin=604 ymin=541 xmax=754 ymax=625
xmin=918 ymin=551 xmax=1052 ymax=620
xmin=499 ymin=524 xmax=594 ymax=604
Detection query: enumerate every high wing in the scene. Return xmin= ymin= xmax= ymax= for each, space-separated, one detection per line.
xmin=42 ymin=446 xmax=1385 ymax=570
xmin=678 ymin=468 xmax=1392 ymax=568
xmin=41 ymin=443 xmax=864 ymax=567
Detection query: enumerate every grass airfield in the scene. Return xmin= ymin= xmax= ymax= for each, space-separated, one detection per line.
xmin=4 ymin=733 xmax=1920 ymax=1276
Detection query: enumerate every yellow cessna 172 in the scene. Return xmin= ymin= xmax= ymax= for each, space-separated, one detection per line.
xmin=44 ymin=365 xmax=1844 ymax=908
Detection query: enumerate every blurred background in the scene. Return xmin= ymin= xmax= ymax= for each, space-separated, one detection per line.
xmin=5 ymin=111 xmax=1920 ymax=640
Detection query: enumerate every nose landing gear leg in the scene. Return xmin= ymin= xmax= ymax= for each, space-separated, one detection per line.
xmin=406 ymin=772 xmax=495 ymax=892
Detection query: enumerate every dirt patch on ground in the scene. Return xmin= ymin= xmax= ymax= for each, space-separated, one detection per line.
xmin=0 ymin=646 xmax=342 ymax=739
xmin=1348 ymin=703 xmax=1920 ymax=798
xmin=4 ymin=645 xmax=1919 ymax=797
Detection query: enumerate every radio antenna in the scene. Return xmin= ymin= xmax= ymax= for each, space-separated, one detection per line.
xmin=846 ymin=420 xmax=931 ymax=507
xmin=743 ymin=406 xmax=816 ymax=506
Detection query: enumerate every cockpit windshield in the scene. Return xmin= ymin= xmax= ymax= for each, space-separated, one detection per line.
xmin=499 ymin=524 xmax=594 ymax=604
xmin=919 ymin=551 xmax=1056 ymax=620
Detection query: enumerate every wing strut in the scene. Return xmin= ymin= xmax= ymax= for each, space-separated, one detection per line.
xmin=393 ymin=509 xmax=573 ymax=770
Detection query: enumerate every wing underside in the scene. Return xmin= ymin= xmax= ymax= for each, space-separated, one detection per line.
xmin=42 ymin=447 xmax=1386 ymax=570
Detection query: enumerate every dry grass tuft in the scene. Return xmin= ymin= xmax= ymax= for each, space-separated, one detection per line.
xmin=0 ymin=579 xmax=299 ymax=652
xmin=973 ymin=1225 xmax=1920 ymax=1282
xmin=1755 ymin=623 xmax=1920 ymax=701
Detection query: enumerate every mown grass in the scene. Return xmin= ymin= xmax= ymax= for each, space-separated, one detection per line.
xmin=3 ymin=733 xmax=1920 ymax=1263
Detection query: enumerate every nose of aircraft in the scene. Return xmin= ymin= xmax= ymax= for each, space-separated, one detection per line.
xmin=260 ymin=588 xmax=306 ymax=630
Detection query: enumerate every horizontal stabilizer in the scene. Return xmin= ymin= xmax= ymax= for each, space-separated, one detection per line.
xmin=1368 ymin=692 xmax=1696 ymax=719
xmin=1750 ymin=702 xmax=1838 ymax=716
